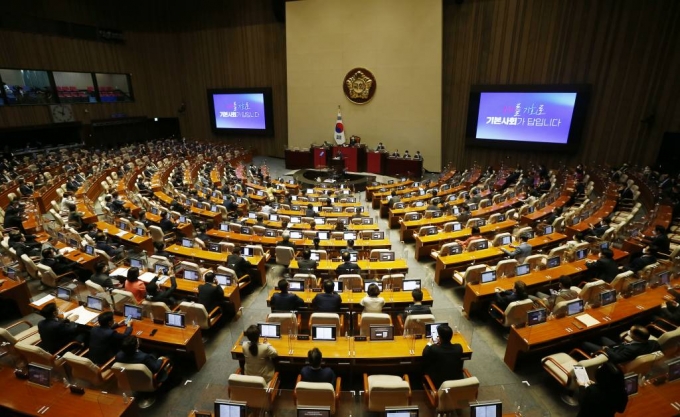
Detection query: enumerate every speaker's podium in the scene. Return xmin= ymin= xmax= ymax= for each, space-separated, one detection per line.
xmin=313 ymin=146 xmax=330 ymax=168
xmin=366 ymin=151 xmax=387 ymax=174
xmin=330 ymin=156 xmax=345 ymax=175
xmin=332 ymin=146 xmax=367 ymax=172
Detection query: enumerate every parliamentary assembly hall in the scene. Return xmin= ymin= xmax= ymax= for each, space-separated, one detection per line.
xmin=1 ymin=0 xmax=679 ymax=416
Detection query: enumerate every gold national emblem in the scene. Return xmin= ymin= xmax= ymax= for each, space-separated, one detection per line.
xmin=343 ymin=68 xmax=376 ymax=104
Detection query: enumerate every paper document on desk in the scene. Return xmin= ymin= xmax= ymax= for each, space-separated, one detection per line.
xmin=115 ymin=231 xmax=127 ymax=237
xmin=66 ymin=306 xmax=100 ymax=325
xmin=110 ymin=267 xmax=130 ymax=278
xmin=576 ymin=314 xmax=600 ymax=328
xmin=139 ymin=272 xmax=157 ymax=283
xmin=33 ymin=294 xmax=55 ymax=306
xmin=59 ymin=247 xmax=75 ymax=255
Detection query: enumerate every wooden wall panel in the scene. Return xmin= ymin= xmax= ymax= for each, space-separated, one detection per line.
xmin=0 ymin=29 xmax=183 ymax=130
xmin=442 ymin=0 xmax=680 ymax=170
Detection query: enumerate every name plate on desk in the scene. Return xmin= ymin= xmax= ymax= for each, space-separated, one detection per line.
xmin=311 ymin=288 xmax=322 ymax=293
xmin=354 ymin=336 xmax=367 ymax=341
xmin=352 ymin=288 xmax=363 ymax=293
xmin=297 ymin=335 xmax=310 ymax=340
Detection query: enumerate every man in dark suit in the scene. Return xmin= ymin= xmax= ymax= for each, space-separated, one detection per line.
xmin=386 ymin=191 xmax=401 ymax=209
xmin=271 ymin=279 xmax=305 ymax=312
xmin=625 ymin=246 xmax=658 ymax=273
xmin=404 ymin=288 xmax=432 ymax=315
xmin=90 ymin=261 xmax=120 ymax=289
xmin=227 ymin=244 xmax=253 ymax=278
xmin=300 ymin=348 xmax=336 ymax=384
xmin=159 ymin=212 xmax=176 ymax=233
xmin=198 ymin=271 xmax=227 ymax=314
xmin=95 ymin=232 xmax=125 ymax=258
xmin=116 ymin=335 xmax=170 ymax=381
xmin=305 ymin=204 xmax=316 ymax=218
xmin=582 ymin=325 xmax=660 ymax=364
xmin=37 ymin=303 xmax=84 ymax=354
xmin=650 ymin=225 xmax=670 ymax=254
xmin=40 ymin=247 xmax=90 ymax=282
xmin=298 ymin=249 xmax=318 ymax=274
xmin=89 ymin=312 xmax=132 ymax=365
xmin=312 ymin=279 xmax=342 ymax=312
xmin=335 ymin=251 xmax=360 ymax=274
xmin=422 ymin=324 xmax=464 ymax=388
xmin=585 ymin=248 xmax=619 ymax=283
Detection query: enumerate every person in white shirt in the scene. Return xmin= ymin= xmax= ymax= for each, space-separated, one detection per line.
xmin=360 ymin=283 xmax=385 ymax=313
xmin=242 ymin=324 xmax=278 ymax=383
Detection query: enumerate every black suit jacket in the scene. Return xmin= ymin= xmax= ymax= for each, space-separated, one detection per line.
xmin=227 ymin=254 xmax=252 ymax=278
xmin=89 ymin=325 xmax=132 ymax=365
xmin=297 ymin=259 xmax=318 ymax=273
xmin=405 ymin=303 xmax=432 ymax=315
xmin=115 ymin=350 xmax=162 ymax=373
xmin=336 ymin=262 xmax=360 ymax=274
xmin=38 ymin=317 xmax=80 ymax=354
xmin=197 ymin=283 xmax=225 ymax=313
xmin=585 ymin=257 xmax=619 ymax=283
xmin=604 ymin=340 xmax=661 ymax=364
xmin=422 ymin=342 xmax=464 ymax=388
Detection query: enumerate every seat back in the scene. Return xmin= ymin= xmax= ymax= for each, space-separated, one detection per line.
xmin=502 ymin=299 xmax=535 ymax=327
xmin=495 ymin=259 xmax=518 ymax=278
xmin=246 ymin=245 xmax=265 ymax=257
xmin=37 ymin=264 xmax=60 ymax=287
xmin=579 ymin=280 xmax=606 ymax=305
xmin=21 ymin=254 xmax=40 ymax=280
xmin=639 ymin=262 xmax=660 ymax=281
xmin=366 ymin=374 xmax=410 ymax=411
xmin=112 ymin=362 xmax=155 ymax=392
xmin=228 ymin=374 xmax=269 ymax=409
xmin=443 ymin=222 xmax=462 ymax=233
xmin=267 ymin=313 xmax=298 ymax=335
xmin=466 ymin=239 xmax=488 ymax=252
xmin=15 ymin=342 xmax=57 ymax=368
xmin=439 ymin=242 xmax=462 ymax=257
xmin=359 ymin=313 xmax=392 ymax=336
xmin=177 ymin=301 xmax=210 ymax=329
xmin=461 ymin=264 xmax=488 ymax=285
xmin=62 ymin=351 xmax=106 ymax=386
xmin=148 ymin=225 xmax=165 ymax=243
xmin=492 ymin=233 xmax=512 ymax=247
xmin=85 ymin=279 xmax=105 ymax=296
xmin=309 ymin=313 xmax=341 ymax=329
xmin=658 ymin=327 xmax=680 ymax=357
xmin=548 ymin=245 xmax=569 ymax=259
xmin=141 ymin=300 xmax=171 ymax=320
xmin=525 ymin=254 xmax=546 ymax=271
xmin=610 ymin=271 xmax=635 ymax=294
xmin=295 ymin=381 xmax=336 ymax=414
xmin=337 ymin=274 xmax=363 ymax=290
xmin=622 ymin=351 xmax=664 ymax=375
xmin=311 ymin=250 xmax=328 ymax=261
xmin=369 ymin=249 xmax=390 ymax=260
xmin=275 ymin=246 xmax=295 ymax=266
xmin=381 ymin=274 xmax=404 ymax=290
xmin=402 ymin=314 xmax=435 ymax=336
xmin=112 ymin=289 xmax=137 ymax=312
xmin=437 ymin=377 xmax=480 ymax=411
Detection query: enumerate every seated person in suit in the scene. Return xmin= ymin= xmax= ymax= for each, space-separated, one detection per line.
xmin=276 ymin=230 xmax=296 ymax=250
xmin=581 ymin=325 xmax=661 ymax=364
xmin=195 ymin=223 xmax=211 ymax=244
xmin=501 ymin=234 xmax=532 ymax=263
xmin=456 ymin=204 xmax=471 ymax=225
xmin=577 ymin=362 xmax=628 ymax=417
xmin=658 ymin=287 xmax=680 ymax=324
xmin=305 ymin=204 xmax=316 ymax=218
xmin=40 ymin=247 xmax=91 ymax=282
xmin=403 ymin=150 xmax=411 ymax=159
xmin=124 ymin=267 xmax=147 ymax=303
xmin=300 ymin=347 xmax=336 ymax=384
xmin=404 ymin=288 xmax=432 ymax=315
xmin=90 ymin=261 xmax=121 ymax=289
xmin=336 ymin=251 xmax=360 ymax=275
xmin=650 ymin=225 xmax=670 ymax=254
xmin=391 ymin=150 xmax=400 ymax=158
xmin=376 ymin=142 xmax=386 ymax=151
xmin=532 ymin=275 xmax=578 ymax=309
xmin=17 ymin=177 xmax=34 ymax=196
xmin=360 ymin=283 xmax=385 ymax=313
xmin=227 ymin=244 xmax=253 ymax=279
xmin=37 ymin=303 xmax=85 ymax=354
xmin=298 ymin=249 xmax=318 ymax=274
xmin=422 ymin=324 xmax=464 ymax=388
xmin=387 ymin=191 xmax=401 ymax=209
xmin=145 ymin=274 xmax=177 ymax=307
xmin=242 ymin=324 xmax=278 ymax=383
xmin=585 ymin=248 xmax=618 ymax=283
xmin=413 ymin=150 xmax=423 ymax=160
xmin=624 ymin=246 xmax=658 ymax=273
xmin=159 ymin=212 xmax=177 ymax=234
xmin=89 ymin=311 xmax=132 ymax=365
xmin=95 ymin=232 xmax=125 ymax=258
xmin=153 ymin=241 xmax=172 ymax=259
xmin=490 ymin=280 xmax=529 ymax=319
xmin=198 ymin=271 xmax=229 ymax=316
xmin=312 ymin=279 xmax=342 ymax=312
xmin=7 ymin=230 xmax=41 ymax=257
xmin=116 ymin=335 xmax=170 ymax=382
xmin=271 ymin=278 xmax=305 ymax=312
xmin=584 ymin=218 xmax=611 ymax=238
xmin=67 ymin=206 xmax=85 ymax=231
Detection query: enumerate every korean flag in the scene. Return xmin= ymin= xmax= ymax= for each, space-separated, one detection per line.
xmin=334 ymin=107 xmax=346 ymax=145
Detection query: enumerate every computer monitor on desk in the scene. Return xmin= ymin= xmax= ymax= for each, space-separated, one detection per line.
xmin=527 ymin=308 xmax=547 ymax=326
xmin=129 ymin=257 xmax=144 ymax=270
xmin=343 ymin=232 xmax=357 ymax=241
xmin=242 ymin=247 xmax=254 ymax=257
xmin=515 ymin=264 xmax=530 ymax=276
xmin=290 ymin=231 xmax=303 ymax=240
xmin=364 ymin=281 xmax=383 ymax=292
xmin=379 ymin=252 xmax=395 ymax=261
xmin=425 ymin=323 xmax=447 ymax=339
xmin=165 ymin=312 xmax=186 ymax=328
xmin=543 ymin=225 xmax=554 ymax=235
xmin=470 ymin=401 xmax=502 ymax=417
xmin=385 ymin=406 xmax=418 ymax=417
xmin=215 ymin=273 xmax=232 ymax=287
xmin=215 ymin=400 xmax=247 ymax=417
xmin=311 ymin=325 xmax=337 ymax=341
xmin=56 ymin=286 xmax=72 ymax=301
xmin=566 ymin=299 xmax=584 ymax=316
xmin=257 ymin=322 xmax=281 ymax=339
xmin=629 ymin=280 xmax=646 ymax=296
xmin=370 ymin=325 xmax=394 ymax=341
xmin=87 ymin=295 xmax=104 ymax=311
xmin=208 ymin=242 xmax=221 ymax=253
xmin=402 ymin=279 xmax=421 ymax=291
xmin=184 ymin=269 xmax=199 ymax=281
xmin=600 ymin=289 xmax=617 ymax=306
xmin=668 ymin=357 xmax=680 ymax=382
xmin=182 ymin=238 xmax=193 ymax=248
xmin=574 ymin=249 xmax=588 ymax=260
xmin=155 ymin=264 xmax=170 ymax=276
xmin=546 ymin=256 xmax=561 ymax=269
xmin=287 ymin=279 xmax=305 ymax=292
xmin=481 ymin=270 xmax=497 ymax=284
xmin=124 ymin=304 xmax=143 ymax=320
xmin=624 ymin=373 xmax=639 ymax=396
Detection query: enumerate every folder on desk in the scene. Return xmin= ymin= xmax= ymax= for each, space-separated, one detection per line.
xmin=67 ymin=306 xmax=100 ymax=325
xmin=33 ymin=294 xmax=55 ymax=306
xmin=115 ymin=231 xmax=127 ymax=237
xmin=575 ymin=314 xmax=600 ymax=328
xmin=139 ymin=272 xmax=158 ymax=283
xmin=110 ymin=267 xmax=130 ymax=278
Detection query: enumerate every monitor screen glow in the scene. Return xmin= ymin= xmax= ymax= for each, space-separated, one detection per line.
xmin=208 ymin=88 xmax=274 ymax=135
xmin=257 ymin=322 xmax=281 ymax=338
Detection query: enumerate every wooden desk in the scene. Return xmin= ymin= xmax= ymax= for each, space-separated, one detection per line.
xmin=0 ymin=366 xmax=138 ymax=417
xmin=622 ymin=205 xmax=674 ymax=255
xmin=96 ymin=221 xmax=154 ymax=254
xmin=164 ymin=276 xmax=241 ymax=312
xmin=265 ymin=288 xmax=433 ymax=308
xmin=462 ymin=248 xmax=629 ymax=316
xmin=503 ymin=285 xmax=669 ymax=370
xmin=0 ymin=275 xmax=33 ymax=317
xmin=566 ymin=199 xmax=616 ymax=237
xmin=290 ymin=259 xmax=408 ymax=279
xmin=434 ymin=233 xmax=574 ymax=284
xmin=165 ymin=244 xmax=267 ymax=286
xmin=230 ymin=332 xmax=472 ymax=373
xmin=400 ymin=214 xmax=458 ymax=242
xmin=414 ymin=220 xmax=519 ymax=260
xmin=621 ymin=379 xmax=680 ymax=416
xmin=520 ymin=195 xmax=571 ymax=225
xmin=366 ymin=179 xmax=414 ymax=202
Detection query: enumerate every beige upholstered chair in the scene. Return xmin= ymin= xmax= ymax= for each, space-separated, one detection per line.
xmin=309 ymin=313 xmax=344 ymax=335
xmin=266 ymin=313 xmax=300 ymax=335
xmin=398 ymin=314 xmax=435 ymax=336
xmin=0 ymin=321 xmax=40 ymax=363
xmin=495 ymin=259 xmax=518 ymax=278
xmin=21 ymin=254 xmax=41 ymax=280
xmin=337 ymin=274 xmax=363 ymax=290
xmin=490 ymin=299 xmax=535 ymax=328
xmin=216 ymin=266 xmax=250 ymax=290
xmin=452 ymin=264 xmax=487 ymax=286
xmin=621 ymin=351 xmax=664 ymax=375
xmin=295 ymin=377 xmax=342 ymax=414
xmin=275 ymin=246 xmax=295 ymax=270
xmin=423 ymin=369 xmax=479 ymax=412
xmin=363 ymin=373 xmax=411 ymax=411
xmin=37 ymin=264 xmax=76 ymax=288
xmin=227 ymin=372 xmax=280 ymax=411
xmin=610 ymin=271 xmax=635 ymax=294
xmin=179 ymin=261 xmax=208 ymax=281
xmin=577 ymin=280 xmax=607 ymax=306
xmin=15 ymin=340 xmax=82 ymax=374
xmin=466 ymin=239 xmax=488 ymax=252
xmin=85 ymin=279 xmax=106 ymax=296
xmin=112 ymin=358 xmax=172 ymax=408
xmin=525 ymin=254 xmax=547 ymax=271
xmin=492 ymin=233 xmax=513 ymax=247
xmin=541 ymin=349 xmax=608 ymax=405
xmin=111 ymin=289 xmax=138 ymax=313
xmin=141 ymin=300 xmax=171 ymax=321
xmin=358 ymin=313 xmax=392 ymax=337
xmin=177 ymin=301 xmax=222 ymax=330
xmin=62 ymin=351 xmax=115 ymax=387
